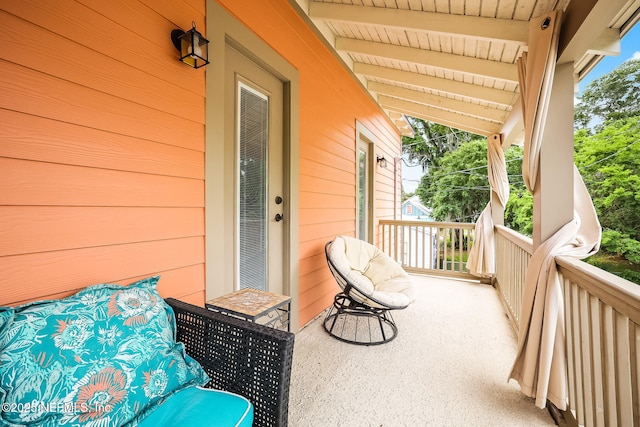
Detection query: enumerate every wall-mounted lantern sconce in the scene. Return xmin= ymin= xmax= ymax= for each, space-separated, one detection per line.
xmin=376 ymin=156 xmax=388 ymax=168
xmin=171 ymin=22 xmax=209 ymax=69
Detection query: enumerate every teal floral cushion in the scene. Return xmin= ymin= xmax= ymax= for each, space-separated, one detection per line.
xmin=0 ymin=276 xmax=209 ymax=427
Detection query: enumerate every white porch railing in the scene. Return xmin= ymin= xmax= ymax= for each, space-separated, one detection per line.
xmin=557 ymin=256 xmax=640 ymax=426
xmin=494 ymin=224 xmax=533 ymax=331
xmin=494 ymin=225 xmax=640 ymax=426
xmin=383 ymin=220 xmax=640 ymax=426
xmin=379 ymin=220 xmax=475 ymax=280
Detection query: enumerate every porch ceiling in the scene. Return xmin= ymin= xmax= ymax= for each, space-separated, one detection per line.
xmin=295 ymin=0 xmax=640 ymax=141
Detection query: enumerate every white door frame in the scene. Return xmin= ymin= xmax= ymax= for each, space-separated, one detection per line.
xmin=356 ymin=121 xmax=377 ymax=243
xmin=205 ymin=1 xmax=300 ymax=332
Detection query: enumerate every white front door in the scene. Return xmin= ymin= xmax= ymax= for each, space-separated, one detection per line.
xmin=225 ymin=45 xmax=284 ymax=294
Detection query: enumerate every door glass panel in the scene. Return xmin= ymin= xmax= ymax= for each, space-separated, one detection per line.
xmin=238 ymin=83 xmax=268 ymax=290
xmin=357 ymin=149 xmax=367 ymax=240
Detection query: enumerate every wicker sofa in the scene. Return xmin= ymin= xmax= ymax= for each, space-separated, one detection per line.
xmin=167 ymin=298 xmax=295 ymax=427
xmin=0 ymin=277 xmax=295 ymax=427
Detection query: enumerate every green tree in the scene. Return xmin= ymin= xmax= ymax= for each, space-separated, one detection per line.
xmin=575 ymin=117 xmax=640 ymax=262
xmin=499 ymin=118 xmax=640 ymax=282
xmin=575 ymin=59 xmax=640 ymax=131
xmin=599 ymin=230 xmax=640 ymax=264
xmin=402 ymin=118 xmax=475 ymax=171
xmin=416 ymin=140 xmax=528 ymax=225
xmin=501 ymin=118 xmax=640 ymax=238
xmin=505 ymin=189 xmax=533 ymax=236
xmin=401 ymin=189 xmax=414 ymax=202
xmin=503 ymin=146 xmax=532 ymax=236
xmin=416 ymin=138 xmax=488 ymax=222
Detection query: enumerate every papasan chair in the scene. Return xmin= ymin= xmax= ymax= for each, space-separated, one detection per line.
xmin=324 ymin=236 xmax=416 ymax=345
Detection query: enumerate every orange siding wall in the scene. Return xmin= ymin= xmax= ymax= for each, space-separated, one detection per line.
xmin=0 ymin=0 xmax=401 ymax=326
xmin=217 ymin=0 xmax=402 ymax=325
xmin=0 ymin=0 xmax=207 ymax=306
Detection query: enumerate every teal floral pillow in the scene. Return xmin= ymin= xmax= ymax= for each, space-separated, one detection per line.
xmin=0 ymin=276 xmax=209 ymax=426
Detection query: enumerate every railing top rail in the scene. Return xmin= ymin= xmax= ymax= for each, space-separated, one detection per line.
xmin=556 ymin=255 xmax=640 ymax=324
xmin=380 ymin=220 xmax=475 ymax=229
xmin=495 ymin=224 xmax=533 ymax=254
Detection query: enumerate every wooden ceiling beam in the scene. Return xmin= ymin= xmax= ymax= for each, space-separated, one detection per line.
xmin=337 ymin=38 xmax=519 ymax=83
xmin=558 ymin=0 xmax=625 ymax=64
xmin=309 ymin=2 xmax=528 ymax=45
xmin=379 ymin=95 xmax=500 ymax=137
xmin=353 ymin=63 xmax=517 ymax=107
xmin=368 ymin=81 xmax=509 ymax=123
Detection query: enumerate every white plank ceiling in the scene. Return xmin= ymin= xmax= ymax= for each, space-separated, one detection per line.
xmin=294 ymin=0 xmax=640 ymax=139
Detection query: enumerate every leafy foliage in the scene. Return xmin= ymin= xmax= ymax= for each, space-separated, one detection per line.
xmin=502 ymin=118 xmax=640 ymax=244
xmin=502 ymin=146 xmax=532 ymax=236
xmin=575 ymin=59 xmax=640 ymax=131
xmin=599 ymin=229 xmax=640 ymax=264
xmin=416 ymin=138 xmax=488 ymax=222
xmin=402 ymin=118 xmax=475 ymax=171
xmin=574 ymin=117 xmax=640 ymax=277
xmin=406 ymin=60 xmax=640 ymax=282
xmin=574 ymin=59 xmax=640 ymax=276
xmin=401 ymin=189 xmax=414 ymax=202
xmin=587 ymin=253 xmax=640 ymax=284
xmin=575 ymin=117 xmax=640 ymax=241
xmin=415 ymin=139 xmax=529 ymax=226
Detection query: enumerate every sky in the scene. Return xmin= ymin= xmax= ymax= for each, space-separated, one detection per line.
xmin=402 ymin=23 xmax=640 ymax=193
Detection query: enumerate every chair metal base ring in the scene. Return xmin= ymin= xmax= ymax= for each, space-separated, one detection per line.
xmin=323 ymin=292 xmax=398 ymax=345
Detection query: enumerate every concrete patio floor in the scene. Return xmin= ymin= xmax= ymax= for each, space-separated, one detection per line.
xmin=289 ymin=275 xmax=556 ymax=426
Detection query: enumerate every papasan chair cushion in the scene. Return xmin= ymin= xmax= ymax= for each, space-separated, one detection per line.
xmin=324 ymin=236 xmax=416 ymax=344
xmin=328 ymin=235 xmax=416 ymax=309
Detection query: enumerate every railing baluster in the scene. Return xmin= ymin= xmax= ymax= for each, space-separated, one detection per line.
xmin=602 ymin=305 xmax=618 ymax=427
xmin=494 ymin=225 xmax=532 ymax=330
xmin=442 ymin=227 xmax=447 ymax=271
xmin=445 ymin=227 xmax=450 ymax=272
xmin=589 ymin=296 xmax=605 ymax=427
xmin=436 ymin=226 xmax=441 ymax=272
xmin=378 ymin=220 xmax=475 ymax=279
xmin=420 ymin=225 xmax=425 ymax=270
xmin=410 ymin=224 xmax=415 ymax=269
xmin=393 ymin=223 xmax=398 ymax=263
xmin=381 ymin=222 xmax=386 ymax=253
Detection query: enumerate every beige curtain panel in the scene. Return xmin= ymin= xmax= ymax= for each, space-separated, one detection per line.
xmin=510 ymin=168 xmax=601 ymax=409
xmin=518 ymin=10 xmax=561 ymax=194
xmin=509 ymin=11 xmax=602 ymax=410
xmin=467 ymin=134 xmax=509 ymax=277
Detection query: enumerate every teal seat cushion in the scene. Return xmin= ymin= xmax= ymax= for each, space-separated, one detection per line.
xmin=137 ymin=386 xmax=253 ymax=427
xmin=0 ymin=276 xmax=209 ymax=426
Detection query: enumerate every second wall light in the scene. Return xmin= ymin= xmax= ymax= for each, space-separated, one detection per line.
xmin=376 ymin=156 xmax=388 ymax=168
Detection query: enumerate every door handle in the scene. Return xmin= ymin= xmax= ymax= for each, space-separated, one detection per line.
xmin=275 ymin=213 xmax=284 ymax=222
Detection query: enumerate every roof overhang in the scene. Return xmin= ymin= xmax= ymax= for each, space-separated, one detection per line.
xmin=292 ymin=0 xmax=640 ymax=141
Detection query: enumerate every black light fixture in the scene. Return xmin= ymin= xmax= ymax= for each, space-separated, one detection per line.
xmin=376 ymin=156 xmax=388 ymax=168
xmin=171 ymin=22 xmax=209 ymax=69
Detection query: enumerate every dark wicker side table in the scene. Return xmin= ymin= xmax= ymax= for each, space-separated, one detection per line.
xmin=206 ymin=288 xmax=292 ymax=331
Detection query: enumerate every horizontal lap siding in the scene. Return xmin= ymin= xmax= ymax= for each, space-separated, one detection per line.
xmin=0 ymin=110 xmax=203 ymax=179
xmin=0 ymin=207 xmax=204 ymax=257
xmin=0 ymin=1 xmax=206 ymax=305
xmin=218 ymin=0 xmax=401 ymax=325
xmin=0 ymin=0 xmax=400 ymax=323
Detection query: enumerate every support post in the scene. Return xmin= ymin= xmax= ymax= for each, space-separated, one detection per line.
xmin=532 ymin=62 xmax=575 ymax=249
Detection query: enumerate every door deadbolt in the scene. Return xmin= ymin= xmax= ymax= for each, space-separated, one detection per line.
xmin=275 ymin=196 xmax=283 ymax=205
